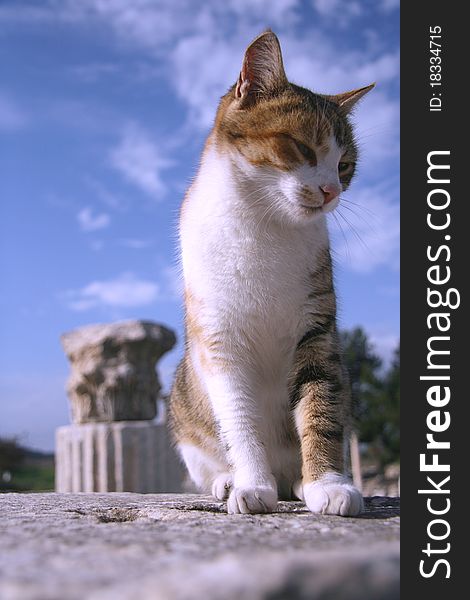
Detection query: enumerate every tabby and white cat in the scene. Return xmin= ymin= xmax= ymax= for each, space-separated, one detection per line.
xmin=169 ymin=30 xmax=374 ymax=515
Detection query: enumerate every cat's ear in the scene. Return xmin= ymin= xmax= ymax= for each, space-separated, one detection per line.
xmin=328 ymin=83 xmax=375 ymax=114
xmin=235 ymin=30 xmax=288 ymax=105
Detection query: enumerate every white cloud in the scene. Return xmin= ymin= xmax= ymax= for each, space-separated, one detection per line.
xmin=329 ymin=182 xmax=399 ymax=273
xmin=353 ymin=91 xmax=399 ymax=170
xmin=65 ymin=272 xmax=160 ymax=311
xmin=171 ymin=34 xmax=243 ymax=128
xmin=33 ymin=0 xmax=212 ymax=52
xmin=354 ymin=51 xmax=399 ymax=84
xmin=50 ymin=0 xmax=300 ymax=49
xmin=0 ymin=91 xmax=27 ymax=131
xmin=380 ymin=0 xmax=400 ymax=12
xmin=312 ymin=0 xmax=362 ymax=24
xmin=226 ymin=0 xmax=300 ymax=25
xmin=77 ymin=206 xmax=110 ymax=231
xmin=110 ymin=123 xmax=174 ymax=198
xmin=282 ymin=40 xmax=398 ymax=92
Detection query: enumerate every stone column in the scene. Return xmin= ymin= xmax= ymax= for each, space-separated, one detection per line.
xmin=55 ymin=320 xmax=184 ymax=493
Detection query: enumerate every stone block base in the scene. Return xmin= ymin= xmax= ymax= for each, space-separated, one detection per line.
xmin=55 ymin=422 xmax=183 ymax=493
xmin=0 ymin=494 xmax=400 ymax=600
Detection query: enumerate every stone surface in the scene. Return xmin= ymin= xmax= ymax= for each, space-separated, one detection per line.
xmin=61 ymin=320 xmax=176 ymax=423
xmin=0 ymin=493 xmax=399 ymax=600
xmin=55 ymin=422 xmax=184 ymax=493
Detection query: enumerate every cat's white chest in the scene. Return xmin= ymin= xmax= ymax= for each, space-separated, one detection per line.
xmin=180 ymin=148 xmax=328 ymax=370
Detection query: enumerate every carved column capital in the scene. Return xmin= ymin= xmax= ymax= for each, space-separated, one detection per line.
xmin=61 ymin=320 xmax=176 ymax=424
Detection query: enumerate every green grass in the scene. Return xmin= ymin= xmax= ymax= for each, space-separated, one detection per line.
xmin=6 ymin=465 xmax=55 ymax=492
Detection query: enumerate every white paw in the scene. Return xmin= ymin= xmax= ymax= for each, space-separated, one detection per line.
xmin=227 ymin=486 xmax=278 ymax=514
xmin=303 ymin=473 xmax=363 ymax=516
xmin=211 ymin=473 xmax=233 ymax=500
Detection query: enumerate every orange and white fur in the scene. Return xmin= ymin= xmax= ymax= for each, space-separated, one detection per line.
xmin=170 ymin=31 xmax=374 ymax=515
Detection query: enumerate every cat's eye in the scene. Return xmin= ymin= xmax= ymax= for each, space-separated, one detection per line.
xmin=294 ymin=140 xmax=317 ymax=163
xmin=338 ymin=162 xmax=352 ymax=174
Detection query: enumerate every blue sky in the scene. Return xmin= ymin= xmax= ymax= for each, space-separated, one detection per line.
xmin=0 ymin=0 xmax=399 ymax=452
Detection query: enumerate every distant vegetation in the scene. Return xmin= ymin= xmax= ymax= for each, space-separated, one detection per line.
xmin=341 ymin=327 xmax=400 ymax=468
xmin=0 ymin=437 xmax=54 ymax=492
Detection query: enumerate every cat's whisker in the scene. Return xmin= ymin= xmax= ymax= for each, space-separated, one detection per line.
xmin=242 ymin=183 xmax=282 ymax=204
xmin=266 ymin=199 xmax=285 ymax=230
xmin=336 ymin=208 xmax=370 ymax=253
xmin=340 ymin=200 xmax=377 ymax=230
xmin=331 ymin=211 xmax=351 ymax=264
xmin=255 ymin=194 xmax=283 ymax=230
xmin=341 ymin=197 xmax=377 ymax=219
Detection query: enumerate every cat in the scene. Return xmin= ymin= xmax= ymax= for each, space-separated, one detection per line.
xmin=169 ymin=30 xmax=374 ymax=516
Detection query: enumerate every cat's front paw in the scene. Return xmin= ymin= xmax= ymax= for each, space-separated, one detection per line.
xmin=303 ymin=473 xmax=363 ymax=516
xmin=211 ymin=473 xmax=233 ymax=500
xmin=227 ymin=486 xmax=278 ymax=514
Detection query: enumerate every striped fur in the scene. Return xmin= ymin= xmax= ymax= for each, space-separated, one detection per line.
xmin=169 ymin=30 xmax=373 ymax=516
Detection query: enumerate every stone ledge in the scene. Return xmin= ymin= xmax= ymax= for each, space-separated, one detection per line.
xmin=0 ymin=493 xmax=399 ymax=600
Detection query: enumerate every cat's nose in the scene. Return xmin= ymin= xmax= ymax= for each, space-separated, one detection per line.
xmin=320 ymin=184 xmax=341 ymax=205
